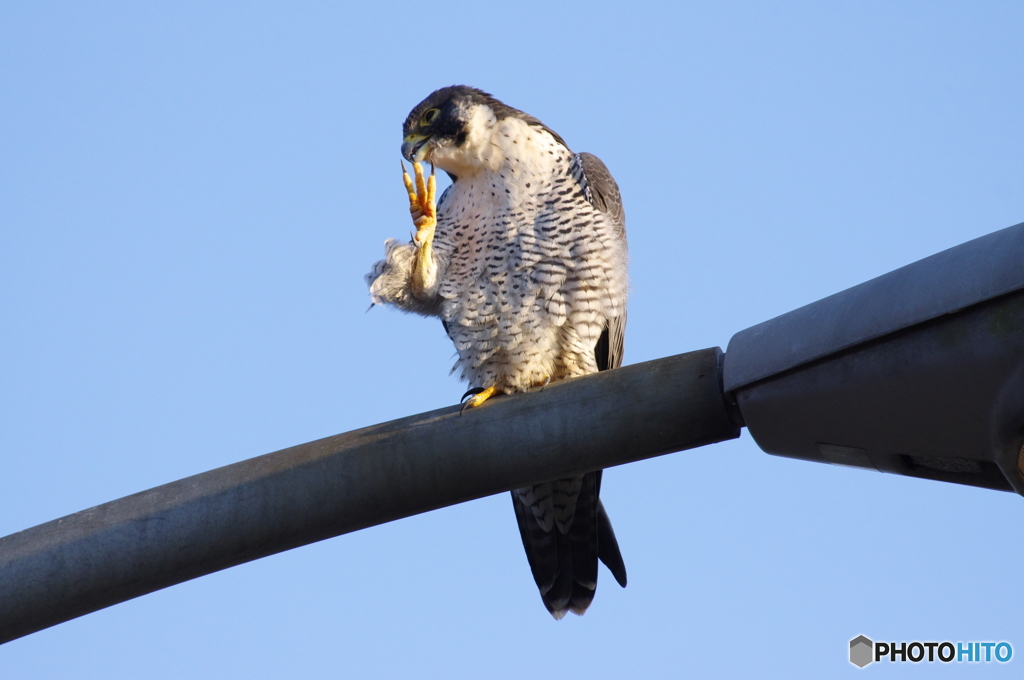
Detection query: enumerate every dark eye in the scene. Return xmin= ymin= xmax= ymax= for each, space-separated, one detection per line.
xmin=422 ymin=108 xmax=439 ymax=125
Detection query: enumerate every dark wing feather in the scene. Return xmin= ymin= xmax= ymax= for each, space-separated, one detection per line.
xmin=576 ymin=152 xmax=626 ymax=240
xmin=576 ymin=151 xmax=626 ymax=374
xmin=594 ymin=312 xmax=626 ymax=372
xmin=597 ymin=500 xmax=628 ymax=587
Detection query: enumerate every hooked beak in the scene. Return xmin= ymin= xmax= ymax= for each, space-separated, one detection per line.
xmin=401 ymin=134 xmax=430 ymax=162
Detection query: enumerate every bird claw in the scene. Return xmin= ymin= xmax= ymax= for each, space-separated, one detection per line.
xmin=461 ymin=387 xmax=486 ymax=403
xmin=402 ymin=161 xmax=436 ymax=247
xmin=460 ymin=385 xmax=498 ymax=415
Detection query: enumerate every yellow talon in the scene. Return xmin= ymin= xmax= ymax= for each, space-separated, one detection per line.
xmin=404 ymin=161 xmax=438 ymax=298
xmin=402 ymin=161 xmax=436 ymax=241
xmin=402 ymin=161 xmax=417 ymax=211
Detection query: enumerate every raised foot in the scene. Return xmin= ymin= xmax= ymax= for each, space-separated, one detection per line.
xmin=402 ymin=161 xmax=436 ymax=247
xmin=460 ymin=385 xmax=498 ymax=414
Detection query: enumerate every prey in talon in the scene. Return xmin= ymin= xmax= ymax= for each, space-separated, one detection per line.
xmin=365 ymin=86 xmax=629 ymax=619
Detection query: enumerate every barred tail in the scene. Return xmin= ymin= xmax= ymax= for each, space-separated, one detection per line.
xmin=511 ymin=470 xmax=626 ymax=619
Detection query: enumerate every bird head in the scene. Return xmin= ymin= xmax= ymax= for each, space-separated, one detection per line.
xmin=401 ymin=86 xmax=567 ymax=177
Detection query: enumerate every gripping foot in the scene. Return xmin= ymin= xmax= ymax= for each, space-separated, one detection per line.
xmin=460 ymin=385 xmax=498 ymax=414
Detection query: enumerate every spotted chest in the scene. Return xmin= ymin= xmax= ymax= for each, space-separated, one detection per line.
xmin=428 ymin=147 xmax=627 ymax=392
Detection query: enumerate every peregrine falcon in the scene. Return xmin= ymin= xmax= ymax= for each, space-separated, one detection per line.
xmin=366 ymin=86 xmax=628 ymax=618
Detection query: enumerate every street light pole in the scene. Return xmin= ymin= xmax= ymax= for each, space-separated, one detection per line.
xmin=0 ymin=349 xmax=739 ymax=644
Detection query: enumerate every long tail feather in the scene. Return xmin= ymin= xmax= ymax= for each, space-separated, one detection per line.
xmin=512 ymin=470 xmax=625 ymax=618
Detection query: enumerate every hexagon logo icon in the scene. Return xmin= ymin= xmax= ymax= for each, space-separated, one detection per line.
xmin=850 ymin=635 xmax=874 ymax=668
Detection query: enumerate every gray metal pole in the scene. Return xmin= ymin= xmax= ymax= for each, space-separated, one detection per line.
xmin=0 ymin=348 xmax=739 ymax=644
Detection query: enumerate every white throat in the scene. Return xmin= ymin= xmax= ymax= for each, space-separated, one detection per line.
xmin=429 ymin=104 xmax=564 ymax=180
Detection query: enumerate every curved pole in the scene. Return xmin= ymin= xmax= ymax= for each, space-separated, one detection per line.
xmin=0 ymin=348 xmax=739 ymax=644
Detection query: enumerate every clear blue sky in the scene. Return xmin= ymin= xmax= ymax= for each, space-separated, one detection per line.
xmin=2 ymin=2 xmax=1022 ymax=677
